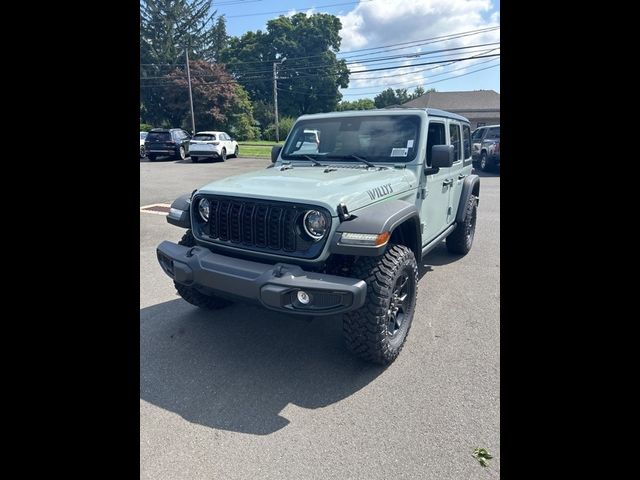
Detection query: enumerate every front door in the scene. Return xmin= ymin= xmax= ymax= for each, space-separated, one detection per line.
xmin=420 ymin=120 xmax=452 ymax=245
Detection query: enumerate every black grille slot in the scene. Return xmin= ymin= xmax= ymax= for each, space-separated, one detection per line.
xmin=242 ymin=203 xmax=254 ymax=244
xmin=268 ymin=207 xmax=283 ymax=249
xmin=196 ymin=195 xmax=329 ymax=259
xmin=218 ymin=200 xmax=231 ymax=241
xmin=229 ymin=202 xmax=243 ymax=243
xmin=254 ymin=205 xmax=268 ymax=247
xmin=208 ymin=199 xmax=219 ymax=238
xmin=282 ymin=209 xmax=297 ymax=252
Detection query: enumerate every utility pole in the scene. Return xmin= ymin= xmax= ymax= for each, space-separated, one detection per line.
xmin=185 ymin=48 xmax=196 ymax=134
xmin=273 ymin=57 xmax=286 ymax=142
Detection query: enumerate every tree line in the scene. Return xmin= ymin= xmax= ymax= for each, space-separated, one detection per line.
xmin=140 ymin=0 xmax=431 ymax=140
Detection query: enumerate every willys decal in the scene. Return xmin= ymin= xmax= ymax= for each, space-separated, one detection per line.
xmin=367 ymin=183 xmax=393 ymax=200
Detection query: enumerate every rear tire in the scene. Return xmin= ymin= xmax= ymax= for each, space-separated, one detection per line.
xmin=140 ymin=145 xmax=146 ymax=158
xmin=233 ymin=146 xmax=239 ymax=158
xmin=175 ymin=146 xmax=186 ymax=161
xmin=446 ymin=194 xmax=478 ymax=255
xmin=343 ymin=244 xmax=418 ymax=365
xmin=221 ymin=148 xmax=227 ymax=162
xmin=174 ymin=231 xmax=232 ymax=310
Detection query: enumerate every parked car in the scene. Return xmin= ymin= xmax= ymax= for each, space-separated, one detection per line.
xmin=293 ymin=129 xmax=321 ymax=154
xmin=145 ymin=128 xmax=191 ymax=161
xmin=157 ymin=108 xmax=480 ymax=365
xmin=140 ymin=131 xmax=148 ymax=158
xmin=471 ymin=124 xmax=500 ymax=171
xmin=189 ymin=131 xmax=239 ymax=162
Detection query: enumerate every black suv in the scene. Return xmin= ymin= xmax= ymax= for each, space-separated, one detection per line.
xmin=145 ymin=128 xmax=191 ymax=161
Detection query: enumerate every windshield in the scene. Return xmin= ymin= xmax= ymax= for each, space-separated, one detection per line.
xmin=192 ymin=134 xmax=216 ymax=141
xmin=282 ymin=115 xmax=421 ymax=163
xmin=471 ymin=129 xmax=484 ymax=140
xmin=140 ymin=132 xmax=148 ymax=140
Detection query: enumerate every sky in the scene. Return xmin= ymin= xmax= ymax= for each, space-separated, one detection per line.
xmin=212 ymin=0 xmax=500 ymax=101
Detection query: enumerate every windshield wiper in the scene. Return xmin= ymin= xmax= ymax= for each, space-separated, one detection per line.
xmin=300 ymin=154 xmax=323 ymax=166
xmin=326 ymin=154 xmax=376 ymax=168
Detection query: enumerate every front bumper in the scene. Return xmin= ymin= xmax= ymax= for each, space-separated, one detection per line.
xmin=156 ymin=241 xmax=367 ymax=316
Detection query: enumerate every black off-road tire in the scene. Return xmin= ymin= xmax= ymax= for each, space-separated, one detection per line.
xmin=446 ymin=194 xmax=478 ymax=255
xmin=173 ymin=230 xmax=232 ymax=310
xmin=343 ymin=244 xmax=419 ymax=365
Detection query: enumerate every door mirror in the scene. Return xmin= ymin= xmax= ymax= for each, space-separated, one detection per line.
xmin=271 ymin=145 xmax=282 ymax=163
xmin=431 ymin=145 xmax=454 ymax=168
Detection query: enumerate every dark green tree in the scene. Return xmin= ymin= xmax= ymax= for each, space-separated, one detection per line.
xmin=336 ymin=98 xmax=375 ymax=111
xmin=221 ymin=13 xmax=349 ymax=117
xmin=140 ymin=0 xmax=227 ymax=125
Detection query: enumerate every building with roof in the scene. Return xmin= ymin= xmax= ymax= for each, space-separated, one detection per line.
xmin=402 ymin=90 xmax=500 ymax=130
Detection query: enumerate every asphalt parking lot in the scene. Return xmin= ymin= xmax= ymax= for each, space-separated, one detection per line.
xmin=140 ymin=154 xmax=500 ymax=480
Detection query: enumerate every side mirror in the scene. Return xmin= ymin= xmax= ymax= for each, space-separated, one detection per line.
xmin=271 ymin=145 xmax=282 ymax=163
xmin=431 ymin=145 xmax=454 ymax=168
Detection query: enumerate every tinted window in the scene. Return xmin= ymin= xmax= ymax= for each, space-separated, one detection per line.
xmin=471 ymin=128 xmax=484 ymax=140
xmin=282 ymin=115 xmax=421 ymax=163
xmin=486 ymin=127 xmax=500 ymax=140
xmin=449 ymin=123 xmax=461 ymax=161
xmin=146 ymin=132 xmax=171 ymax=142
xmin=192 ymin=134 xmax=216 ymax=141
xmin=426 ymin=122 xmax=446 ymax=167
xmin=140 ymin=132 xmax=148 ymax=140
xmin=463 ymin=124 xmax=471 ymax=159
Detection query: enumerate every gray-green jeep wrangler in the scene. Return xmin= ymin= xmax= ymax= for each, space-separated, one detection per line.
xmin=157 ymin=108 xmax=479 ymax=365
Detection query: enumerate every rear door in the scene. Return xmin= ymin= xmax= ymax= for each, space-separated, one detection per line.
xmin=449 ymin=122 xmax=474 ymax=220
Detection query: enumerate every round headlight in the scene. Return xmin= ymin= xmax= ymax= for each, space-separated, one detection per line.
xmin=303 ymin=210 xmax=328 ymax=241
xmin=198 ymin=198 xmax=210 ymax=221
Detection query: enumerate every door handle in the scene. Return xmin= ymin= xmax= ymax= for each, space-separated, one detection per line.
xmin=443 ymin=179 xmax=453 ymax=187
xmin=458 ymin=174 xmax=467 ymax=180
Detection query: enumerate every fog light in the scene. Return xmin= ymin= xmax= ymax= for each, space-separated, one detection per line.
xmin=297 ymin=290 xmax=311 ymax=304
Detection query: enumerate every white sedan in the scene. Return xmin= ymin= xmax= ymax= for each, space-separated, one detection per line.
xmin=189 ymin=131 xmax=239 ymax=163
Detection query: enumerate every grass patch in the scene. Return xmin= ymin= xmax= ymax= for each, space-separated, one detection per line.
xmin=238 ymin=142 xmax=282 ymax=158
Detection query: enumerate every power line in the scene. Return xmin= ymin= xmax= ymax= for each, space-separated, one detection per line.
xmin=140 ymin=26 xmax=499 ymax=68
xmin=225 ymin=0 xmax=376 ymax=18
xmin=277 ymin=57 xmax=499 ymax=96
xmin=140 ymin=43 xmax=499 ymax=80
xmin=340 ymin=63 xmax=501 ymax=96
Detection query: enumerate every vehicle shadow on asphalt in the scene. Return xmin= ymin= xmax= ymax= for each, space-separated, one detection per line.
xmin=420 ymin=241 xmax=462 ymax=270
xmin=474 ymin=168 xmax=500 ymax=177
xmin=140 ymin=299 xmax=385 ymax=435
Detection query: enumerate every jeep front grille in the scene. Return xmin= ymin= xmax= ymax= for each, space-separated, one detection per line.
xmin=192 ymin=195 xmax=330 ymax=259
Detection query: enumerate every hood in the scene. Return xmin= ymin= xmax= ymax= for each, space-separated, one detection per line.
xmin=197 ymin=165 xmax=418 ymax=215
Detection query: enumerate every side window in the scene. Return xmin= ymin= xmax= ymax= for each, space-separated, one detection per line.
xmin=449 ymin=123 xmax=461 ymax=162
xmin=426 ymin=122 xmax=446 ymax=166
xmin=174 ymin=131 xmax=184 ymax=141
xmin=486 ymin=127 xmax=500 ymax=140
xmin=463 ymin=124 xmax=471 ymax=159
xmin=477 ymin=122 xmax=486 ymax=128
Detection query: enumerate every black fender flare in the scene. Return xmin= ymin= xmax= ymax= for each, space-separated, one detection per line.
xmin=455 ymin=175 xmax=480 ymax=223
xmin=330 ymin=199 xmax=421 ymax=258
xmin=166 ymin=193 xmax=192 ymax=229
